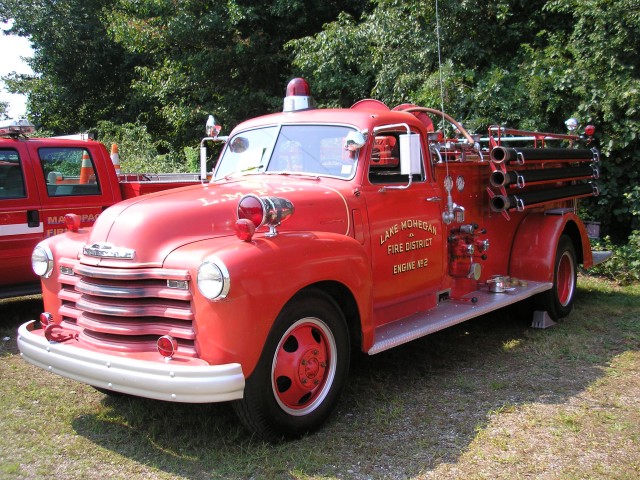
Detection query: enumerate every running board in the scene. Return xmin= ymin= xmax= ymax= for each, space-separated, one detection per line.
xmin=368 ymin=281 xmax=553 ymax=355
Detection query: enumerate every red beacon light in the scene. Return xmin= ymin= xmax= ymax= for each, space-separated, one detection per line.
xmin=236 ymin=194 xmax=295 ymax=240
xmin=584 ymin=125 xmax=596 ymax=137
xmin=283 ymin=78 xmax=316 ymax=112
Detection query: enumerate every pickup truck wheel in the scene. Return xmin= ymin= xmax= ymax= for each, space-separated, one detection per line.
xmin=233 ymin=291 xmax=350 ymax=441
xmin=537 ymin=234 xmax=577 ymax=320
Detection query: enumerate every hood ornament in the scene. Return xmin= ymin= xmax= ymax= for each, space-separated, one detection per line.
xmin=83 ymin=242 xmax=135 ymax=259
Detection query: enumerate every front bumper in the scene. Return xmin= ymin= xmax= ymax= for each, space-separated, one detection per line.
xmin=17 ymin=321 xmax=245 ymax=403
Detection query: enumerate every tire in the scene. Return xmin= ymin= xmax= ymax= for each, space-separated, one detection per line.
xmin=536 ymin=234 xmax=577 ymax=320
xmin=233 ymin=290 xmax=350 ymax=441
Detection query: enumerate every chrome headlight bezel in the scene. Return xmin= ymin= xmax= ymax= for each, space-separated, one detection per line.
xmin=32 ymin=243 xmax=54 ymax=278
xmin=197 ymin=257 xmax=230 ymax=300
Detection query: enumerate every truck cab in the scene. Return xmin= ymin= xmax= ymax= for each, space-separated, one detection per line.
xmin=0 ymin=120 xmax=121 ymax=297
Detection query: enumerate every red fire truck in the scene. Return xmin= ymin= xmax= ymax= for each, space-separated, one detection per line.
xmin=0 ymin=119 xmax=201 ymax=298
xmin=17 ymin=79 xmax=607 ymax=441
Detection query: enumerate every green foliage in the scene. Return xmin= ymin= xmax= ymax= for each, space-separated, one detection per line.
xmin=105 ymin=0 xmax=370 ymax=149
xmin=95 ymin=121 xmax=190 ymax=173
xmin=588 ymin=231 xmax=640 ymax=286
xmin=289 ymin=0 xmax=639 ymax=242
xmin=3 ymin=0 xmax=638 ymax=248
xmin=1 ymin=0 xmax=140 ymax=133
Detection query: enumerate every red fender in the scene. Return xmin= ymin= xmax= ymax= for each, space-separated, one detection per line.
xmin=165 ymin=231 xmax=372 ymax=377
xmin=509 ymin=212 xmax=593 ymax=282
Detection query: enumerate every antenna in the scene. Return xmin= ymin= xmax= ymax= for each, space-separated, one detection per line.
xmin=435 ymin=0 xmax=446 ymax=133
xmin=434 ymin=0 xmax=458 ymax=226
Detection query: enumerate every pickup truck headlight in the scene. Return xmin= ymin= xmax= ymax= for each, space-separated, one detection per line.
xmin=197 ymin=258 xmax=230 ymax=300
xmin=32 ymin=243 xmax=54 ymax=278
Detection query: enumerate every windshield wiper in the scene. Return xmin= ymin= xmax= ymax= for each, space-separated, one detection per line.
xmin=263 ymin=171 xmax=321 ymax=180
xmin=217 ymin=164 xmax=265 ymax=181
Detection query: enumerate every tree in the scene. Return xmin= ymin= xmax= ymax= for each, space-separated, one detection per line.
xmin=289 ymin=0 xmax=639 ymax=240
xmin=105 ymin=0 xmax=369 ymax=150
xmin=1 ymin=0 xmax=141 ymax=134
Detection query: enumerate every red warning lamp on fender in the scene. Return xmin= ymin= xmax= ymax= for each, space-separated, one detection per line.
xmin=283 ymin=78 xmax=316 ymax=112
xmin=236 ymin=194 xmax=295 ymax=240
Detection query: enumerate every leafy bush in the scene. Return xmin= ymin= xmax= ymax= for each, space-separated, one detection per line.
xmin=95 ymin=120 xmax=193 ymax=174
xmin=588 ymin=231 xmax=640 ymax=285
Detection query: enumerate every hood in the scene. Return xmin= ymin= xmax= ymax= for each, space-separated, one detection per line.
xmin=81 ymin=177 xmax=351 ymax=267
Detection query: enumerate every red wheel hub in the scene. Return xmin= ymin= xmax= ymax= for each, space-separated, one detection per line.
xmin=272 ymin=321 xmax=332 ymax=412
xmin=557 ymin=252 xmax=575 ymax=306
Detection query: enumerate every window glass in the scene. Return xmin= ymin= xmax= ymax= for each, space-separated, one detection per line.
xmin=368 ymin=132 xmax=424 ymax=184
xmin=214 ymin=127 xmax=278 ymax=180
xmin=39 ymin=147 xmax=101 ymax=196
xmin=0 ymin=149 xmax=26 ymax=199
xmin=213 ymin=125 xmax=358 ymax=180
xmin=267 ymin=125 xmax=357 ymax=178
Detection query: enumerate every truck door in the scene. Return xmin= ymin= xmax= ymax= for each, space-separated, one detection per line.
xmin=0 ymin=144 xmax=44 ymax=291
xmin=362 ymin=129 xmax=445 ymax=324
xmin=28 ymin=143 xmax=118 ymax=238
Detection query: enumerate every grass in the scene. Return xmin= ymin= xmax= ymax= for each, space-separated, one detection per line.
xmin=1 ymin=276 xmax=638 ymax=479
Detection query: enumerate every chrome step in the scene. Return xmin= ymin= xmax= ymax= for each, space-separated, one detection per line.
xmin=368 ymin=281 xmax=552 ymax=355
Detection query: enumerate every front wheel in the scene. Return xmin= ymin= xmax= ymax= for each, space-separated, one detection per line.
xmin=233 ymin=290 xmax=350 ymax=441
xmin=536 ymin=234 xmax=577 ymax=320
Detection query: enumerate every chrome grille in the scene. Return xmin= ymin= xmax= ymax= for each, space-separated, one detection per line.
xmin=57 ymin=258 xmax=196 ymax=357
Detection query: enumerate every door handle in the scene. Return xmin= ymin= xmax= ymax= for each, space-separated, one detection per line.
xmin=426 ymin=196 xmax=441 ymax=202
xmin=27 ymin=210 xmax=40 ymax=228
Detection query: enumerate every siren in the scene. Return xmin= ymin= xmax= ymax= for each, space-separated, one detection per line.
xmin=283 ymin=78 xmax=316 ymax=112
xmin=0 ymin=118 xmax=35 ymax=137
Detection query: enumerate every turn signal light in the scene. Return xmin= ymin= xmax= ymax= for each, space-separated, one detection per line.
xmin=235 ymin=218 xmax=257 ymax=242
xmin=64 ymin=213 xmax=81 ymax=232
xmin=157 ymin=335 xmax=178 ymax=359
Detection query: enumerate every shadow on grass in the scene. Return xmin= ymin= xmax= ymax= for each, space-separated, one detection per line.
xmin=59 ymin=283 xmax=639 ymax=479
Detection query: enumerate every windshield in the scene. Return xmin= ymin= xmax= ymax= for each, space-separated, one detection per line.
xmin=213 ymin=125 xmax=358 ymax=180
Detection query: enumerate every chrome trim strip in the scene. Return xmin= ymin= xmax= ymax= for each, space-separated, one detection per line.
xmin=75 ymin=264 xmax=190 ymax=281
xmin=0 ymin=222 xmax=44 ymax=235
xmin=75 ymin=280 xmax=192 ymax=301
xmin=75 ymin=298 xmax=194 ymax=320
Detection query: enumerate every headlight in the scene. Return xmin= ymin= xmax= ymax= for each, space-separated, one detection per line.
xmin=197 ymin=258 xmax=230 ymax=300
xmin=32 ymin=243 xmax=54 ymax=278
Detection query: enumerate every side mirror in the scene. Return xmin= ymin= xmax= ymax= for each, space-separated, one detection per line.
xmin=344 ymin=131 xmax=366 ymax=151
xmin=399 ymin=133 xmax=422 ymax=175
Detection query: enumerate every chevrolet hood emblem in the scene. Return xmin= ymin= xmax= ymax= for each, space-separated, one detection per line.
xmin=83 ymin=242 xmax=135 ymax=259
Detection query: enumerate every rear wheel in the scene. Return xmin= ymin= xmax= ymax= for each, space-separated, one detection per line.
xmin=537 ymin=234 xmax=577 ymax=320
xmin=233 ymin=290 xmax=350 ymax=441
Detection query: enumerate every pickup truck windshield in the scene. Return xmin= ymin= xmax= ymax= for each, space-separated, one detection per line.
xmin=213 ymin=125 xmax=358 ymax=180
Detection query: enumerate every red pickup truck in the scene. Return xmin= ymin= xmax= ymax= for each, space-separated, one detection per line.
xmin=0 ymin=119 xmax=201 ymax=298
